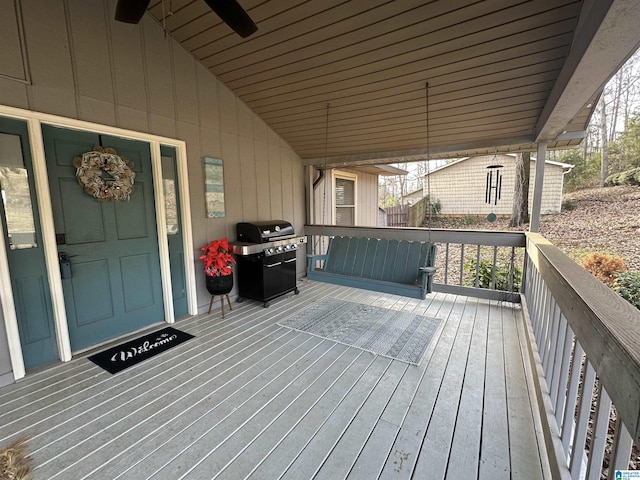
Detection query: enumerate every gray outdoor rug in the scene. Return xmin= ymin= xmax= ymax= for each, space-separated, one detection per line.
xmin=278 ymin=298 xmax=442 ymax=365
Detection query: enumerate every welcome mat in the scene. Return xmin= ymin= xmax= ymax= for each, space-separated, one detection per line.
xmin=88 ymin=327 xmax=194 ymax=374
xmin=278 ymin=299 xmax=442 ymax=365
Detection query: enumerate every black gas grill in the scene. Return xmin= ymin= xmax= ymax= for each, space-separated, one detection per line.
xmin=231 ymin=220 xmax=306 ymax=307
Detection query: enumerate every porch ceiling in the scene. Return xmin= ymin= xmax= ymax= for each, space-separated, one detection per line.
xmin=146 ymin=0 xmax=640 ymax=167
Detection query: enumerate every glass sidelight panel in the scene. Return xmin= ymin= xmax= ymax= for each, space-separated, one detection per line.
xmin=161 ymin=146 xmax=187 ymax=317
xmin=161 ymin=155 xmax=179 ymax=235
xmin=0 ymin=132 xmax=37 ymax=249
xmin=1 ymin=116 xmax=57 ymax=369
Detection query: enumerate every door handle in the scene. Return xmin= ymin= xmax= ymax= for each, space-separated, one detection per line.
xmin=59 ymin=252 xmax=73 ymax=279
xmin=265 ymin=262 xmax=282 ymax=268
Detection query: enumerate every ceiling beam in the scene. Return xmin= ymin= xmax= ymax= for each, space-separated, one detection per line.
xmin=536 ymin=0 xmax=640 ymax=142
xmin=554 ymin=130 xmax=586 ymax=141
xmin=301 ymin=134 xmax=536 ymax=167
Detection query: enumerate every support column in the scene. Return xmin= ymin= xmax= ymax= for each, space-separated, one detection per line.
xmin=530 ymin=142 xmax=547 ymax=232
xmin=305 ymin=165 xmax=315 ymax=225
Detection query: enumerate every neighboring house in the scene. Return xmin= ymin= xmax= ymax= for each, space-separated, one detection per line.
xmin=311 ymin=165 xmax=407 ymax=227
xmin=400 ymin=188 xmax=424 ymax=205
xmin=421 ymin=154 xmax=573 ymax=216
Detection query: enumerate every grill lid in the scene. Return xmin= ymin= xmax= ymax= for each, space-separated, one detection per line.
xmin=236 ymin=220 xmax=294 ymax=244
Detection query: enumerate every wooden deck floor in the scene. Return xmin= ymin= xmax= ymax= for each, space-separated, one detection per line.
xmin=0 ymin=281 xmax=550 ymax=479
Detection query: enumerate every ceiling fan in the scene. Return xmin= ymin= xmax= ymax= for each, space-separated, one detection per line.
xmin=115 ymin=0 xmax=258 ymax=38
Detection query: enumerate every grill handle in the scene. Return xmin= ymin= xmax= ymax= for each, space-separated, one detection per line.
xmin=265 ymin=261 xmax=282 ymax=268
xmin=283 ymin=258 xmax=296 ymax=263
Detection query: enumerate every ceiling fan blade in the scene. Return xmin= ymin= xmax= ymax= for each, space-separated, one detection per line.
xmin=203 ymin=0 xmax=258 ymax=38
xmin=115 ymin=0 xmax=151 ymax=24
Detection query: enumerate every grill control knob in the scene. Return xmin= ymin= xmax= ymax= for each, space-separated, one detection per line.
xmin=265 ymin=247 xmax=275 ymax=256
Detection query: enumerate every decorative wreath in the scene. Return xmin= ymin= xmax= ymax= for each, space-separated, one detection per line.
xmin=73 ymin=146 xmax=135 ymax=201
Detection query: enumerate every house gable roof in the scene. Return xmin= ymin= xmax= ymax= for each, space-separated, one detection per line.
xmin=422 ymin=155 xmax=574 ymax=176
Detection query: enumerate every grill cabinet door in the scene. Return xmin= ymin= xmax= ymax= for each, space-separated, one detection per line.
xmin=262 ymin=255 xmax=283 ymax=300
xmin=281 ymin=252 xmax=296 ymax=293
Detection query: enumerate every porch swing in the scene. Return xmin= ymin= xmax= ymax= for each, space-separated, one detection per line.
xmin=306 ymin=84 xmax=437 ymax=299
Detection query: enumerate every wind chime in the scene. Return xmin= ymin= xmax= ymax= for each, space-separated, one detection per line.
xmin=485 ymin=152 xmax=503 ymax=222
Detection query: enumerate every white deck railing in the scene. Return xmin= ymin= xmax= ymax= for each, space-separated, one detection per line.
xmin=304 ymin=225 xmax=526 ymax=302
xmin=524 ymin=232 xmax=640 ymax=479
xmin=304 ymin=225 xmax=640 ymax=479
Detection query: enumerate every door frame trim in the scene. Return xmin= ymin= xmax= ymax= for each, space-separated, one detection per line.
xmin=0 ymin=105 xmax=197 ymax=380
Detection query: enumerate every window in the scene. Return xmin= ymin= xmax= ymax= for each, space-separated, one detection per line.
xmin=334 ymin=173 xmax=356 ymax=226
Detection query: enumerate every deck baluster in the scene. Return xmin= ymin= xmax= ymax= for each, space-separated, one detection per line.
xmin=561 ymin=343 xmax=584 ymax=455
xmin=549 ymin=315 xmax=568 ymax=410
xmin=609 ymin=419 xmax=633 ymax=477
xmin=585 ymin=384 xmax=612 ymax=480
xmin=569 ymin=361 xmax=596 ymax=478
xmin=544 ymin=304 xmax=562 ymax=383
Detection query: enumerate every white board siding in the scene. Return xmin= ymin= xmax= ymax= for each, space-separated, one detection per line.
xmin=0 ymin=0 xmax=29 ymax=83
xmin=312 ymin=168 xmax=379 ymax=226
xmin=423 ymin=154 xmax=568 ymax=216
xmin=0 ymin=0 xmax=305 ymax=314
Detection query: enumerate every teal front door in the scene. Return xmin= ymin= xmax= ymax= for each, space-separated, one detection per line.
xmin=0 ymin=117 xmax=58 ymax=369
xmin=42 ymin=125 xmax=164 ymax=351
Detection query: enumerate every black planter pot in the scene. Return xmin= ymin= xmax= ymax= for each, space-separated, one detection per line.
xmin=206 ymin=274 xmax=233 ymax=295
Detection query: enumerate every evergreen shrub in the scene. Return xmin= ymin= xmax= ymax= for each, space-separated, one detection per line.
xmin=605 ymin=167 xmax=640 ymax=186
xmin=612 ymin=271 xmax=640 ymax=311
xmin=463 ymin=259 xmax=522 ymax=292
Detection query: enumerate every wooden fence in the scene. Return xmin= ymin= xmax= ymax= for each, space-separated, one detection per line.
xmin=385 ymin=204 xmax=409 ymax=227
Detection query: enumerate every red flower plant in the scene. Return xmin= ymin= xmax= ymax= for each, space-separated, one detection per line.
xmin=199 ymin=238 xmax=236 ymax=277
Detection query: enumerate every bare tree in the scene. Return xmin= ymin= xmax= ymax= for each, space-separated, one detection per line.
xmin=599 ymin=94 xmax=610 ymax=187
xmin=509 ymin=152 xmax=530 ymax=227
xmin=610 ymin=69 xmax=622 ymax=141
xmin=617 ymin=49 xmax=640 ymax=130
xmin=394 ymin=161 xmax=407 ymax=200
xmin=378 ymin=175 xmax=396 ymax=208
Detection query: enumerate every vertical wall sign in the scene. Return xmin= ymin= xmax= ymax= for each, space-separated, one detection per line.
xmin=204 ymin=157 xmax=225 ymax=218
xmin=485 ymin=164 xmax=503 ymax=205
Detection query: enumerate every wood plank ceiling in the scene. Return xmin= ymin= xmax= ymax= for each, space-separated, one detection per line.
xmin=146 ymin=0 xmax=603 ymax=167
